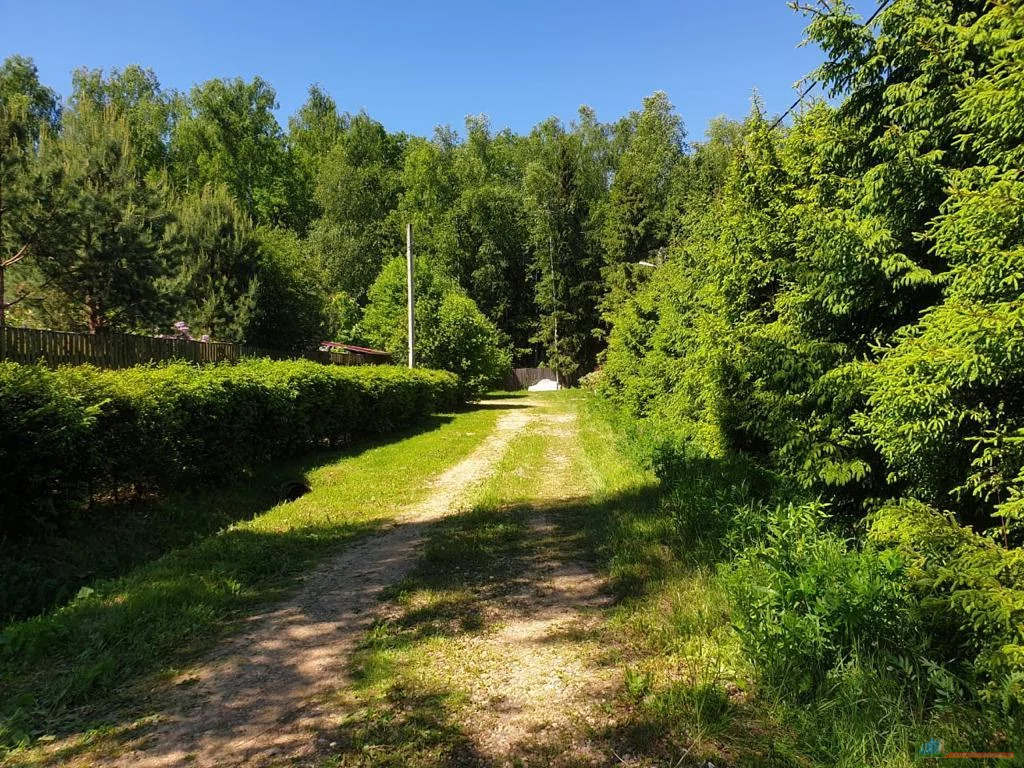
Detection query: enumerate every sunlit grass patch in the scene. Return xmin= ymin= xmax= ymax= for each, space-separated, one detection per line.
xmin=0 ymin=405 xmax=502 ymax=760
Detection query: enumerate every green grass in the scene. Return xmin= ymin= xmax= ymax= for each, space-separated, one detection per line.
xmin=312 ymin=409 xmax=553 ymax=767
xmin=309 ymin=391 xmax=760 ymax=767
xmin=1 ymin=460 xmax=322 ymax=625
xmin=567 ymin=395 xmax=1013 ymax=768
xmin=0 ymin=404 xmax=502 ymax=757
xmin=6 ymin=391 xmax=1009 ymax=767
xmin=562 ymin=396 xmax=804 ymax=766
xmin=325 ymin=391 xmax=1010 ymax=768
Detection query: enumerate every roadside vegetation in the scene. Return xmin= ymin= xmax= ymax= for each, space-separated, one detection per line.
xmin=576 ymin=397 xmax=1011 ymax=766
xmin=304 ymin=392 xmax=1014 ymax=767
xmin=0 ymin=403 xmax=500 ymax=755
xmin=594 ymin=0 xmax=1024 ymax=760
xmin=1 ymin=0 xmax=1022 ymax=765
xmin=0 ymin=360 xmax=458 ymax=547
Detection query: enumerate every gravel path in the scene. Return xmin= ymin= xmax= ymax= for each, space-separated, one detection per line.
xmin=99 ymin=400 xmax=536 ymax=768
xmin=416 ymin=408 xmax=621 ymax=767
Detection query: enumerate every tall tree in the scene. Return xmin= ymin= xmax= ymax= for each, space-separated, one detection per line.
xmin=248 ymin=226 xmax=327 ymax=350
xmin=307 ymin=112 xmax=406 ymax=301
xmin=32 ymin=102 xmax=176 ymax=332
xmin=0 ymin=55 xmax=60 ymax=139
xmin=524 ymin=113 xmax=608 ymax=378
xmin=0 ymin=58 xmax=65 ymax=337
xmin=603 ymin=93 xmax=685 ymax=262
xmin=70 ymin=65 xmax=174 ymax=177
xmin=171 ymin=77 xmax=298 ymax=227
xmin=287 ymin=84 xmax=347 ymax=232
xmin=168 ymin=183 xmax=260 ymax=341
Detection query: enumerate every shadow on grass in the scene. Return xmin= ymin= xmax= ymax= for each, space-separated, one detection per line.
xmin=0 ymin=518 xmax=386 ymax=754
xmin=1 ymin=403 xmax=541 ymax=756
xmin=1 ymin=424 xmax=792 ymax=767
xmin=307 ymin=485 xmax=673 ymax=767
xmin=313 ymin=453 xmax=806 ymax=768
xmin=320 ymin=684 xmax=492 ymax=768
xmin=0 ymin=413 xmax=459 ymax=626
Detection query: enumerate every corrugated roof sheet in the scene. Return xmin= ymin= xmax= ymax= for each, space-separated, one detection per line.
xmin=319 ymin=342 xmax=391 ymax=356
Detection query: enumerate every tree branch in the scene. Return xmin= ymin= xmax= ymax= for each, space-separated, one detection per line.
xmin=1 ymin=243 xmax=29 ymax=268
xmin=4 ymin=274 xmax=57 ymax=309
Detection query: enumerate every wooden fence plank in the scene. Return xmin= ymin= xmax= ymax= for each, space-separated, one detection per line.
xmin=1 ymin=326 xmax=386 ymax=370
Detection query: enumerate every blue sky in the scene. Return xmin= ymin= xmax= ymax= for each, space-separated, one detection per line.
xmin=0 ymin=0 xmax=877 ymax=140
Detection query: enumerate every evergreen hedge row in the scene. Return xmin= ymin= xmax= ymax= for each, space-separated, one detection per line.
xmin=0 ymin=359 xmax=461 ymax=536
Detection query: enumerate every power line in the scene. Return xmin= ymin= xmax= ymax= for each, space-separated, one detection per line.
xmin=769 ymin=0 xmax=897 ymax=130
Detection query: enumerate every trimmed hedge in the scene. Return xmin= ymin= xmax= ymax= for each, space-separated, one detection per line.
xmin=0 ymin=360 xmax=461 ymax=536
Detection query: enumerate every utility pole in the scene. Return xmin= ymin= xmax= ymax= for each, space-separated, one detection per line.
xmin=548 ymin=234 xmax=559 ymax=388
xmin=406 ymin=223 xmax=415 ymax=369
xmin=0 ymin=259 xmax=6 ymax=362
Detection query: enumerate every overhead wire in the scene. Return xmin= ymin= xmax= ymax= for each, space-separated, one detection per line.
xmin=769 ymin=0 xmax=898 ymax=130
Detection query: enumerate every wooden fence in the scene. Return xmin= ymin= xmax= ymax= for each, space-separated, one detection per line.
xmin=240 ymin=345 xmax=393 ymax=367
xmin=0 ymin=326 xmax=389 ymax=370
xmin=1 ymin=326 xmax=238 ymax=368
xmin=503 ymin=367 xmax=560 ymax=390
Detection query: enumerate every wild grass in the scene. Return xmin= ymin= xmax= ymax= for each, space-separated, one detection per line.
xmin=570 ymin=394 xmax=1013 ymax=768
xmin=0 ymin=404 xmax=502 ymax=756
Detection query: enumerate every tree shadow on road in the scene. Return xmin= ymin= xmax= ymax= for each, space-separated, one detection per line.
xmin=312 ymin=472 xmax=806 ymax=768
xmin=1 ymin=414 xmax=460 ymax=626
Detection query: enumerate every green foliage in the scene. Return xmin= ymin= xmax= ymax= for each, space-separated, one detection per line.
xmin=0 ymin=55 xmax=59 ymax=141
xmin=287 ymin=84 xmax=347 ymax=231
xmin=69 ymin=65 xmax=173 ymax=176
xmin=0 ymin=360 xmax=460 ymax=538
xmin=247 ymin=225 xmax=326 ymax=349
xmin=601 ymin=0 xmax=1024 ymax=522
xmin=170 ymin=76 xmax=298 ymax=227
xmin=358 ymin=255 xmax=456 ymax=360
xmin=601 ymin=92 xmax=685 ymax=315
xmin=359 ymin=256 xmax=510 ymax=396
xmin=524 ymin=111 xmax=610 ymax=378
xmin=32 ymin=101 xmax=177 ymax=332
xmin=307 ymin=112 xmax=405 ymax=302
xmin=321 ymin=290 xmax=361 ymax=345
xmin=168 ymin=182 xmax=260 ymax=341
xmin=724 ymin=501 xmax=917 ymax=697
xmin=1 ymin=81 xmax=69 ymax=330
xmin=0 ymin=363 xmax=93 ymax=534
xmin=0 ymin=404 xmax=500 ymax=752
xmin=423 ymin=292 xmax=512 ymax=398
xmin=597 ymin=2 xmax=1024 ymax=741
xmin=4 ymin=55 xmax=685 ymax=378
xmin=868 ymin=501 xmax=1024 ymax=715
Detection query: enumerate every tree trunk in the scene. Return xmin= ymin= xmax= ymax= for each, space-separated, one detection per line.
xmin=0 ymin=261 xmax=6 ymax=361
xmin=86 ymin=293 xmax=102 ymax=334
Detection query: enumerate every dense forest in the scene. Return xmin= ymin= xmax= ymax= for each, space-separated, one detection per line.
xmin=0 ymin=50 xmax=687 ymax=382
xmin=596 ymin=0 xmax=1024 ymax=747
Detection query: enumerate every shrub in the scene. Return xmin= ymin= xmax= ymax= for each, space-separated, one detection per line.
xmin=359 ymin=257 xmax=512 ymax=397
xmin=723 ymin=501 xmax=917 ymax=697
xmin=868 ymin=501 xmax=1024 ymax=716
xmin=423 ymin=292 xmax=511 ymax=399
xmin=0 ymin=360 xmax=461 ymax=537
xmin=0 ymin=364 xmax=94 ymax=534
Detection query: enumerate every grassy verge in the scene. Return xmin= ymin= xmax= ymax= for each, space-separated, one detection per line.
xmin=569 ymin=395 xmax=1009 ymax=768
xmin=0 ymin=404 xmax=503 ymax=756
xmin=567 ymin=395 xmax=805 ymax=766
xmin=2 ymin=459 xmax=330 ymax=625
xmin=307 ymin=391 xmax=776 ymax=767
